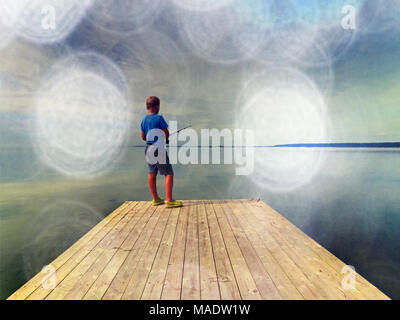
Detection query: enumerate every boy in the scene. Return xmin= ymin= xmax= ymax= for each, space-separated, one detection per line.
xmin=140 ymin=96 xmax=182 ymax=208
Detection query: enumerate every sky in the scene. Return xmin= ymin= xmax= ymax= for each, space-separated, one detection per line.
xmin=2 ymin=1 xmax=400 ymax=299
xmin=1 ymin=0 xmax=400 ymax=154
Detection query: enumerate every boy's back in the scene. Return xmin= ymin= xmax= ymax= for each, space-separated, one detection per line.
xmin=141 ymin=114 xmax=168 ymax=144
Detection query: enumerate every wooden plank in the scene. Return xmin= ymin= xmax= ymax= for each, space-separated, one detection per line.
xmin=181 ymin=200 xmax=201 ymax=300
xmin=95 ymin=202 xmax=145 ymax=249
xmin=242 ymin=200 xmax=348 ymax=299
xmin=119 ymin=203 xmax=157 ymax=251
xmin=61 ymin=202 xmax=151 ymax=300
xmin=255 ymin=200 xmax=390 ymax=300
xmin=63 ymin=248 xmax=117 ymax=300
xmin=8 ymin=199 xmax=390 ymax=300
xmin=46 ymin=202 xmax=151 ymax=300
xmin=82 ymin=249 xmax=129 ymax=300
xmin=23 ymin=202 xmax=140 ymax=300
xmin=211 ymin=201 xmax=262 ymax=300
xmin=45 ymin=248 xmax=104 ymax=300
xmin=243 ymin=200 xmax=366 ymax=299
xmin=8 ymin=201 xmax=134 ymax=300
xmin=232 ymin=200 xmax=321 ymax=300
xmin=221 ymin=201 xmax=283 ymax=300
xmin=122 ymin=205 xmax=172 ymax=299
xmin=226 ymin=201 xmax=303 ymax=300
xmin=198 ymin=201 xmax=220 ymax=300
xmin=161 ymin=202 xmax=189 ymax=300
xmin=102 ymin=204 xmax=163 ymax=300
xmin=141 ymin=206 xmax=181 ymax=300
xmin=237 ymin=200 xmax=342 ymax=300
xmin=46 ymin=202 xmax=148 ymax=300
xmin=204 ymin=201 xmax=241 ymax=300
xmin=82 ymin=202 xmax=153 ymax=299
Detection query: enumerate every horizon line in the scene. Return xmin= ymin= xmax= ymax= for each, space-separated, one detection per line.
xmin=126 ymin=142 xmax=400 ymax=148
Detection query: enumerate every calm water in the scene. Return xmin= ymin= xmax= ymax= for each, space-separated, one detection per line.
xmin=1 ymin=146 xmax=399 ymax=299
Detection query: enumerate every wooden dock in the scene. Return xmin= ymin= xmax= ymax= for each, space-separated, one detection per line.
xmin=8 ymin=199 xmax=390 ymax=300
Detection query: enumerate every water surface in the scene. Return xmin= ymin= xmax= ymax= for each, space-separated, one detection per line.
xmin=1 ymin=146 xmax=399 ymax=299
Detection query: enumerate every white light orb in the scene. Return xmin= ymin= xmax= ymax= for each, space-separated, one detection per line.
xmin=108 ymin=31 xmax=189 ymax=114
xmin=257 ymin=0 xmax=320 ymax=64
xmin=22 ymin=200 xmax=103 ymax=279
xmin=33 ymin=52 xmax=132 ymax=178
xmin=360 ymin=0 xmax=400 ymax=35
xmin=172 ymin=0 xmax=232 ymax=12
xmin=0 ymin=0 xmax=92 ymax=43
xmin=0 ymin=16 xmax=15 ymax=51
xmin=305 ymin=0 xmax=364 ymax=65
xmin=87 ymin=0 xmax=164 ymax=36
xmin=177 ymin=0 xmax=273 ymax=64
xmin=236 ymin=68 xmax=328 ymax=192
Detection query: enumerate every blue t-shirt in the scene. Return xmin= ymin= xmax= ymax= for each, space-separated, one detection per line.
xmin=140 ymin=114 xmax=168 ymax=144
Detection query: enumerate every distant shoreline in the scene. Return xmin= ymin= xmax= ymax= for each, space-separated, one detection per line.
xmin=127 ymin=142 xmax=400 ymax=148
xmin=272 ymin=142 xmax=400 ymax=148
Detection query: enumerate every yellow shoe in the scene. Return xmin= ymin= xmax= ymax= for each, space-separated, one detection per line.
xmin=165 ymin=200 xmax=182 ymax=208
xmin=152 ymin=198 xmax=164 ymax=206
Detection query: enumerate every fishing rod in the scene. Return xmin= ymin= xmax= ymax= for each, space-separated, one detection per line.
xmin=169 ymin=124 xmax=191 ymax=136
xmin=167 ymin=124 xmax=191 ymax=144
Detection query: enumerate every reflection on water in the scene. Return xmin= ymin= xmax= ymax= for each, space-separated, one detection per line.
xmin=1 ymin=147 xmax=399 ymax=299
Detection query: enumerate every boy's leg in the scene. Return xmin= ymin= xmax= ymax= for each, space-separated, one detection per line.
xmin=158 ymin=151 xmax=174 ymax=202
xmin=146 ymin=145 xmax=161 ymax=201
xmin=158 ymin=150 xmax=181 ymax=207
xmin=165 ymin=174 xmax=182 ymax=207
xmin=148 ymin=173 xmax=160 ymax=201
xmin=165 ymin=174 xmax=173 ymax=202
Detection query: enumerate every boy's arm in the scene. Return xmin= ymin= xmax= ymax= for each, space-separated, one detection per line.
xmin=140 ymin=119 xmax=146 ymax=141
xmin=162 ymin=128 xmax=169 ymax=140
xmin=159 ymin=116 xmax=169 ymax=141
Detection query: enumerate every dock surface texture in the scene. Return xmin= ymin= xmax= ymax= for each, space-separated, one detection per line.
xmin=8 ymin=199 xmax=390 ymax=300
